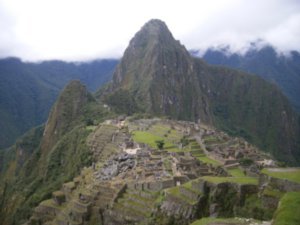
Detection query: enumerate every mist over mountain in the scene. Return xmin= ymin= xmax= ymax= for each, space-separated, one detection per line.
xmin=0 ymin=58 xmax=117 ymax=149
xmin=192 ymin=46 xmax=300 ymax=112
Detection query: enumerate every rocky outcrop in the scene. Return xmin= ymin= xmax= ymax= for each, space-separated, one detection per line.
xmin=97 ymin=152 xmax=136 ymax=180
xmin=156 ymin=178 xmax=261 ymax=224
xmin=259 ymin=173 xmax=300 ymax=192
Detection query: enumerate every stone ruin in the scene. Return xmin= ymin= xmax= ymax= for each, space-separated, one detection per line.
xmin=25 ymin=118 xmax=282 ymax=225
xmin=95 ymin=152 xmax=136 ymax=180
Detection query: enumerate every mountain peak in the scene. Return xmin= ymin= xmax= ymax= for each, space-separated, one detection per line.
xmin=143 ymin=19 xmax=168 ymax=29
xmin=140 ymin=19 xmax=170 ymax=35
xmin=128 ymin=19 xmax=175 ymax=50
xmin=112 ymin=19 xmax=190 ymax=90
xmin=41 ymin=80 xmax=89 ymax=153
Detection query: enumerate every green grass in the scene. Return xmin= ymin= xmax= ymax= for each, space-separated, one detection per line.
xmin=183 ymin=181 xmax=202 ymax=195
xmin=132 ymin=130 xmax=181 ymax=152
xmin=132 ymin=131 xmax=173 ymax=148
xmin=197 ymin=155 xmax=221 ymax=166
xmin=86 ymin=125 xmax=97 ymax=131
xmin=228 ymin=167 xmax=246 ymax=177
xmin=201 ymin=176 xmax=258 ymax=185
xmin=190 ymin=217 xmax=260 ymax=225
xmin=131 ymin=122 xmax=186 ymax=152
xmin=272 ymin=192 xmax=300 ymax=225
xmin=202 ymin=136 xmax=224 ymax=145
xmin=261 ymin=168 xmax=300 ymax=183
xmin=166 ymin=186 xmax=197 ymax=205
xmin=148 ymin=124 xmax=182 ymax=141
xmin=163 ymin=158 xmax=172 ymax=171
xmin=262 ymin=186 xmax=284 ymax=198
xmin=40 ymin=199 xmax=65 ymax=210
xmin=148 ymin=124 xmax=171 ymax=136
xmin=165 ymin=180 xmax=201 ymax=205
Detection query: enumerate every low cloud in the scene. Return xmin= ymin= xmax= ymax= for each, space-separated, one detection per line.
xmin=0 ymin=0 xmax=299 ymax=61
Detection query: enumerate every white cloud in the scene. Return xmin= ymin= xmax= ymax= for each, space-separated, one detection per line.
xmin=0 ymin=0 xmax=299 ymax=61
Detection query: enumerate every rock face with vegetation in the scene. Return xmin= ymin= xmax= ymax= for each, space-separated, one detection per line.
xmin=102 ymin=19 xmax=300 ymax=165
xmin=0 ymin=58 xmax=117 ymax=149
xmin=41 ymin=80 xmax=90 ymax=154
xmin=199 ymin=46 xmax=300 ymax=113
xmin=0 ymin=80 xmax=111 ymax=225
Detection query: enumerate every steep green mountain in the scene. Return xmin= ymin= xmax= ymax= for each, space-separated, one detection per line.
xmin=102 ymin=19 xmax=300 ymax=164
xmin=0 ymin=80 xmax=112 ymax=224
xmin=0 ymin=58 xmax=117 ymax=149
xmin=197 ymin=46 xmax=300 ymax=112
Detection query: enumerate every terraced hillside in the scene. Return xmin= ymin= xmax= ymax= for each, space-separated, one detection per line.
xmin=24 ymin=118 xmax=300 ymax=225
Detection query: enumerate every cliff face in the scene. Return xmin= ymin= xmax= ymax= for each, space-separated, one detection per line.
xmin=102 ymin=19 xmax=300 ymax=164
xmin=41 ymin=80 xmax=90 ymax=154
xmin=110 ymin=19 xmax=212 ymax=122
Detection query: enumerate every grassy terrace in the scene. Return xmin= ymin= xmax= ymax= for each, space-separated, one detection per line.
xmin=196 ymin=155 xmax=221 ymax=166
xmin=86 ymin=125 xmax=97 ymax=131
xmin=201 ymin=176 xmax=258 ymax=185
xmin=132 ymin=122 xmax=224 ymax=167
xmin=262 ymin=186 xmax=284 ymax=198
xmin=132 ymin=130 xmax=179 ymax=151
xmin=183 ymin=181 xmax=202 ymax=195
xmin=272 ymin=192 xmax=300 ymax=225
xmin=190 ymin=217 xmax=264 ymax=225
xmin=261 ymin=168 xmax=300 ymax=184
xmin=132 ymin=123 xmax=183 ymax=152
xmin=148 ymin=124 xmax=182 ymax=142
xmin=202 ymin=135 xmax=226 ymax=145
xmin=228 ymin=167 xmax=246 ymax=177
xmin=166 ymin=181 xmax=201 ymax=205
xmin=40 ymin=199 xmax=65 ymax=210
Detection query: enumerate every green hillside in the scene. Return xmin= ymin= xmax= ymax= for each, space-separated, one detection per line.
xmin=0 ymin=58 xmax=117 ymax=149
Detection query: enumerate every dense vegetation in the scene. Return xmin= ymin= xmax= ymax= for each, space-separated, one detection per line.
xmin=199 ymin=46 xmax=300 ymax=112
xmin=272 ymin=192 xmax=300 ymax=225
xmin=0 ymin=81 xmax=113 ymax=224
xmin=0 ymin=58 xmax=117 ymax=149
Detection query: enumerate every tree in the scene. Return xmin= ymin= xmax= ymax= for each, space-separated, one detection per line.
xmin=155 ymin=140 xmax=165 ymax=150
xmin=180 ymin=136 xmax=189 ymax=147
xmin=85 ymin=118 xmax=94 ymax=126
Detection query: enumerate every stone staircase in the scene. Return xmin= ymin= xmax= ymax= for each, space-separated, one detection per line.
xmin=87 ymin=124 xmax=120 ymax=162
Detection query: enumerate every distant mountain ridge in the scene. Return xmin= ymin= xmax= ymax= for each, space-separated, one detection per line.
xmin=193 ymin=46 xmax=300 ymax=112
xmin=0 ymin=58 xmax=117 ymax=149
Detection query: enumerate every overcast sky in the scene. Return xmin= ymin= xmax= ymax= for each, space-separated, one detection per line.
xmin=0 ymin=0 xmax=299 ymax=61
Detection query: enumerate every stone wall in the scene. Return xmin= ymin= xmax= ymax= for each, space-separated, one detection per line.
xmin=259 ymin=173 xmax=300 ymax=192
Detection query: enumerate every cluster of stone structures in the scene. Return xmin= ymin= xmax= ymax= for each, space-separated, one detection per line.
xmin=25 ymin=118 xmax=290 ymax=225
